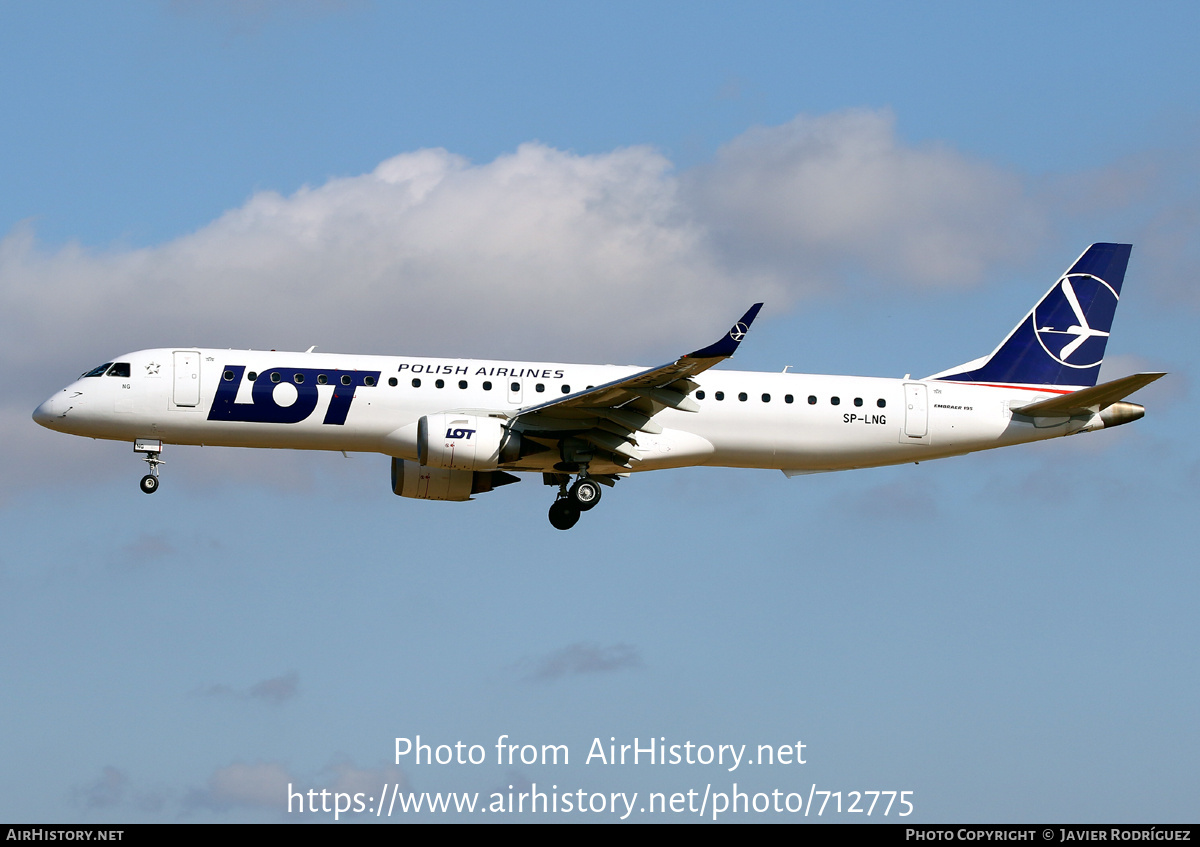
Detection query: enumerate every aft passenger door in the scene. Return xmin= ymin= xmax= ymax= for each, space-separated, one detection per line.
xmin=902 ymin=382 xmax=929 ymax=443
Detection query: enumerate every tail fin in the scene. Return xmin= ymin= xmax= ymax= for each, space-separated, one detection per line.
xmin=929 ymin=243 xmax=1131 ymax=388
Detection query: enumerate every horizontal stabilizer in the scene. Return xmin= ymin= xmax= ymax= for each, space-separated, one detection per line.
xmin=1012 ymin=372 xmax=1165 ymax=417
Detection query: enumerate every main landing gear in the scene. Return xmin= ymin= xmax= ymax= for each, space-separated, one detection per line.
xmin=547 ymin=475 xmax=603 ymax=530
xmin=134 ymin=438 xmax=164 ymax=495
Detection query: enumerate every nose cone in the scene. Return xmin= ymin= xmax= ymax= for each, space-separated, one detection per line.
xmin=33 ymin=393 xmax=67 ymax=429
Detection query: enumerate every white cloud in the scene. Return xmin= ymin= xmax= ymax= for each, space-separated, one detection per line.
xmin=185 ymin=758 xmax=407 ymax=815
xmin=517 ymin=642 xmax=643 ymax=682
xmin=320 ymin=758 xmax=409 ymax=799
xmin=188 ymin=761 xmax=292 ymax=811
xmin=4 ymin=110 xmax=1041 ymax=374
xmin=2 ymin=143 xmax=750 ymax=372
xmin=70 ymin=766 xmax=166 ymax=814
xmin=199 ymin=670 xmax=301 ymax=705
xmin=685 ymin=109 xmax=1043 ymax=288
xmin=72 ymin=765 xmax=128 ymax=809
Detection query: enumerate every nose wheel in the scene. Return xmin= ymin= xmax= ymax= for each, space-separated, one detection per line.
xmin=547 ymin=474 xmax=604 ymax=529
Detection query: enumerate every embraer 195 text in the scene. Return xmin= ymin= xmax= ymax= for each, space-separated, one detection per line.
xmin=34 ymin=243 xmax=1163 ymax=529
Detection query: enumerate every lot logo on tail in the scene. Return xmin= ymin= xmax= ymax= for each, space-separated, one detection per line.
xmin=1034 ymin=274 xmax=1119 ymax=369
xmin=930 ymin=243 xmax=1130 ymax=388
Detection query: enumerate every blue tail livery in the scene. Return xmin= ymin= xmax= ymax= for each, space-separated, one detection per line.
xmin=930 ymin=243 xmax=1131 ymax=388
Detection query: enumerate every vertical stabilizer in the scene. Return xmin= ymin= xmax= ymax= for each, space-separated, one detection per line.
xmin=929 ymin=243 xmax=1131 ymax=388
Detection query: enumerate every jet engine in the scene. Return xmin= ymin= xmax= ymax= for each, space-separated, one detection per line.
xmin=391 ymin=458 xmax=519 ymax=501
xmin=1078 ymin=401 xmax=1146 ymax=433
xmin=417 ymin=413 xmax=520 ymax=471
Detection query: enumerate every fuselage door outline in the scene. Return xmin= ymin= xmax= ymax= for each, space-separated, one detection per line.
xmin=903 ymin=382 xmax=929 ymax=442
xmin=172 ymin=351 xmax=201 ymax=408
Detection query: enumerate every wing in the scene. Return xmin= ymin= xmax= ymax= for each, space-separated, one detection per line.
xmin=505 ymin=304 xmax=763 ymax=467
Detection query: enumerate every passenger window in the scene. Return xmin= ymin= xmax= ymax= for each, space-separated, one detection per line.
xmin=831 ymin=396 xmax=840 ymax=405
xmin=82 ymin=363 xmax=113 ymax=378
xmin=715 ymin=391 xmax=725 ymax=401
xmin=807 ymin=395 xmax=816 ymax=405
xmin=248 ymin=372 xmax=258 ymax=382
xmin=738 ymin=392 xmax=748 ymax=401
xmin=483 ymin=381 xmax=492 ymax=390
xmin=762 ymin=393 xmax=770 ymax=403
xmin=877 ymin=398 xmax=886 ymax=408
xmin=536 ymin=383 xmax=545 ymax=393
xmin=696 ymin=390 xmax=706 ymax=400
xmin=435 ymin=379 xmax=445 ymax=388
xmin=341 ymin=375 xmax=352 ymax=386
xmin=458 ymin=380 xmax=467 ymax=389
xmin=854 ymin=397 xmax=863 ymax=407
xmin=412 ymin=378 xmax=421 ymax=388
xmin=785 ymin=394 xmax=794 ymax=404
xmin=317 ymin=374 xmax=328 ymax=385
xmin=510 ymin=382 xmax=520 ymax=392
xmin=294 ymin=373 xmax=305 ymax=384
xmin=270 ymin=372 xmax=281 ymax=383
xmin=106 ymin=363 xmax=131 ymax=377
xmin=364 ymin=376 xmax=376 ymax=386
xmin=223 ymin=370 xmax=235 ymax=381
xmin=561 ymin=385 xmax=571 ymax=394
xmin=388 ymin=377 xmax=397 ymax=387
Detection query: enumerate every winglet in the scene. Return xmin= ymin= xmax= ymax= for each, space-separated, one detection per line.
xmin=685 ymin=303 xmax=763 ymax=359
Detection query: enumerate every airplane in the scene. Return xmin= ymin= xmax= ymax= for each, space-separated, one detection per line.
xmin=33 ymin=243 xmax=1164 ymax=530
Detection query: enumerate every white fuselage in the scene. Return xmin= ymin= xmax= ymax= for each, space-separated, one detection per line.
xmin=34 ymin=347 xmax=1087 ymax=476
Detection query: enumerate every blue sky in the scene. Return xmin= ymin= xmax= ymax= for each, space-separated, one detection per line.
xmin=2 ymin=1 xmax=1197 ymax=823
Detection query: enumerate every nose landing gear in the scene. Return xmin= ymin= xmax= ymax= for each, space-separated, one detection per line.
xmin=134 ymin=439 xmax=164 ymax=495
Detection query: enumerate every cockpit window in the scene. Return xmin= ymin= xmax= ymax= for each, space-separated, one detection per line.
xmin=82 ymin=363 xmax=113 ymax=378
xmin=106 ymin=363 xmax=131 ymax=377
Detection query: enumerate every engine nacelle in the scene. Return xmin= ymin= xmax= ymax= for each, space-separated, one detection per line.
xmin=1099 ymin=401 xmax=1145 ymax=428
xmin=417 ymin=413 xmax=519 ymax=471
xmin=391 ymin=458 xmax=519 ymax=501
xmin=1079 ymin=401 xmax=1147 ymax=433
